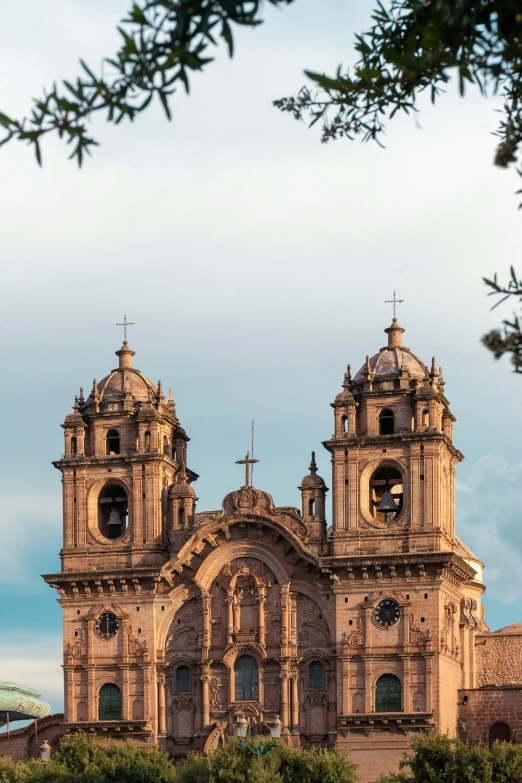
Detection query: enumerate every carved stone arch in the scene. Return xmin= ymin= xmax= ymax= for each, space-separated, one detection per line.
xmin=165 ymin=595 xmax=201 ymax=656
xmin=231 ymin=703 xmax=260 ymax=717
xmin=193 ymin=541 xmax=291 ymax=594
xmin=156 ymin=583 xmax=202 ymax=651
xmin=291 ymin=578 xmax=335 ymax=642
xmin=359 ymin=456 xmax=409 ymax=529
xmin=223 ymin=644 xmax=266 ymax=668
xmin=162 ymin=515 xmax=314 ymax=585
xmin=86 ymin=475 xmax=134 ymax=545
xmin=372 ymin=666 xmax=403 ymax=687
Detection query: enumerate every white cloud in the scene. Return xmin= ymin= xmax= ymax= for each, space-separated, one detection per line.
xmin=457 ymin=455 xmax=522 ymax=603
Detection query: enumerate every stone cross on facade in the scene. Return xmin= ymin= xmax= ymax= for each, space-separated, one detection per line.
xmin=385 ymin=291 xmax=404 ymax=318
xmin=116 ymin=315 xmax=135 ymax=341
xmin=235 ymin=451 xmax=259 ymax=487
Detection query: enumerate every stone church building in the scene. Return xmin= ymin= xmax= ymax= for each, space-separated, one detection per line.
xmin=1 ymin=318 xmax=522 ymax=781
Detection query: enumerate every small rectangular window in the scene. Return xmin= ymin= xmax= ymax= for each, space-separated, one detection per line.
xmin=424 ymin=594 xmax=428 ymax=599
xmin=138 ymin=628 xmax=141 ymax=634
xmin=349 ymin=620 xmax=353 ymax=626
xmin=421 ymin=617 xmax=425 ymax=623
xmin=345 ymin=598 xmax=348 ymax=603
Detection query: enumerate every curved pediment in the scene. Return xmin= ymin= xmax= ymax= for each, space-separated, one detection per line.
xmin=160 ymin=505 xmax=318 ymax=588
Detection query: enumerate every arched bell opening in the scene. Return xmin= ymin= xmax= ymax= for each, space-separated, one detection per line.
xmin=379 ymin=408 xmax=395 ymax=435
xmin=70 ymin=436 xmax=77 ymax=456
xmin=106 ymin=429 xmax=120 ymax=456
xmin=98 ymin=483 xmax=128 ymax=540
xmin=370 ymin=466 xmax=403 ymax=523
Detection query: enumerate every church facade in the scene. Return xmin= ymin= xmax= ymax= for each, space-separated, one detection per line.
xmin=3 ymin=318 xmax=521 ymax=781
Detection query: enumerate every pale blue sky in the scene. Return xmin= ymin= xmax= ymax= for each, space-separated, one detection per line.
xmin=1 ymin=0 xmax=522 ymax=720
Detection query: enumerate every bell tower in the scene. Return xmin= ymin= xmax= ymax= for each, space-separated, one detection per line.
xmin=324 ymin=318 xmax=462 ymax=557
xmin=45 ymin=341 xmax=198 ymax=736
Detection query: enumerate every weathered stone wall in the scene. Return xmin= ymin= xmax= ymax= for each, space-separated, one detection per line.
xmin=458 ymin=688 xmax=522 ymax=745
xmin=476 ymin=634 xmax=522 ymax=686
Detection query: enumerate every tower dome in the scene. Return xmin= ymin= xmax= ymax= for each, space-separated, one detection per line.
xmin=83 ymin=342 xmax=159 ymax=411
xmin=352 ymin=319 xmax=428 ymax=392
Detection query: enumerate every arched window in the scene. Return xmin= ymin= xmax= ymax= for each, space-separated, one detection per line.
xmin=308 ymin=498 xmax=315 ymax=517
xmin=106 ymin=429 xmax=120 ymax=455
xmin=163 ymin=435 xmax=169 ymax=455
xmin=234 ymin=655 xmax=259 ymax=701
xmin=98 ymin=683 xmax=122 ymax=721
xmin=176 ymin=665 xmax=191 ymax=691
xmin=98 ymin=484 xmax=128 ymax=539
xmin=379 ymin=409 xmax=395 ymax=435
xmin=178 ymin=507 xmax=185 ymax=527
xmin=341 ymin=415 xmax=348 ymax=433
xmin=309 ymin=661 xmax=324 ymax=688
xmin=370 ymin=466 xmax=403 ymax=522
xmin=375 ymin=674 xmax=402 ymax=713
xmin=71 ymin=436 xmax=77 ymax=456
xmin=490 ymin=722 xmax=511 ymax=745
xmin=144 ymin=431 xmax=151 ymax=451
xmin=423 ymin=410 xmax=429 ymax=428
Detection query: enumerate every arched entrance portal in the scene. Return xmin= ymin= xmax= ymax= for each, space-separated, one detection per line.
xmin=489 ymin=721 xmax=511 ymax=745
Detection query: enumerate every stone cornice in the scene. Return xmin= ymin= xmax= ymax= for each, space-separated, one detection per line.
xmin=43 ymin=568 xmax=170 ymax=599
xmin=319 ymin=552 xmax=476 ymax=586
xmin=322 ymin=431 xmax=462 ymax=460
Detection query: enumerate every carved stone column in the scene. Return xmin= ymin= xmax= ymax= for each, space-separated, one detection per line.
xmin=233 ymin=596 xmax=240 ymax=634
xmin=64 ymin=666 xmax=74 ymax=722
xmin=201 ymin=665 xmax=211 ymax=728
xmin=280 ymin=669 xmax=290 ymax=730
xmin=290 ymin=673 xmax=299 ymax=732
xmin=122 ymin=666 xmax=130 ymax=721
xmin=257 ymin=587 xmax=266 ymax=648
xmin=341 ymin=658 xmax=350 ymax=715
xmin=402 ymin=657 xmax=411 ymax=713
xmin=226 ymin=590 xmax=234 ymax=644
xmin=158 ymin=673 xmax=166 ymax=735
xmin=201 ymin=592 xmax=212 ymax=653
xmin=280 ymin=585 xmax=290 ymax=648
xmin=86 ymin=666 xmax=95 ymax=721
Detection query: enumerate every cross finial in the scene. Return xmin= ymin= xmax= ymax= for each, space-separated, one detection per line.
xmin=116 ymin=314 xmax=135 ymax=342
xmin=385 ymin=291 xmax=404 ymax=318
xmin=235 ymin=451 xmax=260 ymax=487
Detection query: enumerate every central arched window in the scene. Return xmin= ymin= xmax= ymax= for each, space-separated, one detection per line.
xmin=234 ymin=655 xmax=259 ymax=701
xmin=490 ymin=722 xmax=511 ymax=745
xmin=98 ymin=683 xmax=122 ymax=721
xmin=379 ymin=409 xmax=395 ymax=435
xmin=106 ymin=429 xmax=120 ymax=455
xmin=98 ymin=484 xmax=128 ymax=539
xmin=375 ymin=674 xmax=402 ymax=713
xmin=370 ymin=466 xmax=403 ymax=523
xmin=176 ymin=665 xmax=191 ymax=692
xmin=308 ymin=498 xmax=315 ymax=517
xmin=309 ymin=661 xmax=324 ymax=688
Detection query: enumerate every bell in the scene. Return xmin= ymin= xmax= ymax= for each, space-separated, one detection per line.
xmin=108 ymin=508 xmax=122 ymax=527
xmin=376 ymin=492 xmax=399 ymax=514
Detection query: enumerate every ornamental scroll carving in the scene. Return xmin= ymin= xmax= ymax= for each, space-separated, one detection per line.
xmin=210 ymin=675 xmax=228 ymax=710
xmin=345 ymin=617 xmax=365 ymax=649
xmin=127 ymin=625 xmax=147 ymax=656
xmin=71 ymin=631 xmax=87 ymax=659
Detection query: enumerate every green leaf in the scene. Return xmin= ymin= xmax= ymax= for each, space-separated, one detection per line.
xmin=221 ymin=19 xmax=234 ymax=58
xmin=0 ymin=111 xmax=12 ymax=129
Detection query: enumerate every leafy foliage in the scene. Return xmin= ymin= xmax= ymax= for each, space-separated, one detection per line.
xmin=0 ymin=734 xmax=356 ymax=783
xmin=371 ymin=733 xmax=522 ymax=783
xmin=0 ymin=1 xmax=294 ymax=166
xmin=275 ymin=1 xmax=522 ymax=175
xmin=483 ymin=266 xmax=522 ymax=372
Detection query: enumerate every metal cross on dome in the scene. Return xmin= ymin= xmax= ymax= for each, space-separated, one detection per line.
xmin=116 ymin=314 xmax=135 ymax=341
xmin=385 ymin=291 xmax=404 ymax=318
xmin=235 ymin=451 xmax=259 ymax=488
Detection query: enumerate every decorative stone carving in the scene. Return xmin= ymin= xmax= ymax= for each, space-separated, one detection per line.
xmin=210 ymin=675 xmax=228 ymax=710
xmin=71 ymin=631 xmax=87 ymax=659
